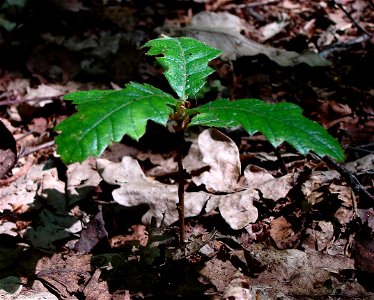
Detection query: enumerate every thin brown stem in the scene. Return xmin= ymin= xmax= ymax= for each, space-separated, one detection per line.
xmin=176 ymin=130 xmax=186 ymax=244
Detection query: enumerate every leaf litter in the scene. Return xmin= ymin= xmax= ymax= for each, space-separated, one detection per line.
xmin=0 ymin=0 xmax=374 ymax=298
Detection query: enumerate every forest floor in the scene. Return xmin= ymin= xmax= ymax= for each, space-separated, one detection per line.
xmin=0 ymin=0 xmax=373 ymax=299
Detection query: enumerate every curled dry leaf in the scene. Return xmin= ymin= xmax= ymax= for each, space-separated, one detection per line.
xmin=163 ymin=11 xmax=330 ymax=67
xmin=98 ymin=156 xmax=259 ymax=230
xmin=0 ymin=119 xmax=17 ymax=179
xmin=244 ymin=164 xmax=296 ymax=200
xmin=98 ymin=157 xmax=208 ymax=226
xmin=246 ymin=243 xmax=365 ymax=299
xmin=207 ymin=190 xmax=259 ymax=230
xmin=269 ymin=216 xmax=299 ymax=250
xmin=193 ymin=128 xmax=241 ymax=193
xmin=222 ymin=271 xmax=252 ymax=300
xmin=67 ymin=159 xmax=102 ymax=205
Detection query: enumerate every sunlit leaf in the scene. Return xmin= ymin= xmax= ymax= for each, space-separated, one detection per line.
xmin=142 ymin=36 xmax=222 ymax=100
xmin=55 ymin=83 xmax=177 ymax=164
xmin=189 ymin=99 xmax=344 ymax=161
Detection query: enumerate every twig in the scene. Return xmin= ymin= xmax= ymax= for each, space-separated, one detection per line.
xmin=320 ymin=34 xmax=370 ymax=57
xmin=323 ymin=155 xmax=374 ymax=203
xmin=334 ymin=0 xmax=372 ymax=37
xmin=19 ymin=140 xmax=55 ymax=158
xmin=227 ymin=0 xmax=278 ymax=9
xmin=0 ymin=94 xmax=64 ymax=107
xmin=366 ymin=0 xmax=374 ymax=10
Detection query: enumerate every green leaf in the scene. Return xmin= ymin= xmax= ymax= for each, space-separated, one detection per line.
xmin=142 ymin=36 xmax=222 ymax=100
xmin=189 ymin=99 xmax=345 ymax=161
xmin=55 ymin=83 xmax=177 ymax=164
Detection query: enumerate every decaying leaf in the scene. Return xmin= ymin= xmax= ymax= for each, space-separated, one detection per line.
xmin=35 ymin=253 xmax=91 ymax=299
xmin=193 ymin=128 xmax=241 ymax=192
xmin=0 ymin=119 xmax=17 ymax=179
xmin=245 ymin=243 xmax=368 ymax=299
xmin=98 ymin=156 xmax=209 ymax=226
xmin=162 ymin=11 xmax=330 ymax=67
xmin=222 ymin=271 xmax=252 ymax=300
xmin=244 ymin=164 xmax=296 ymax=200
xmin=269 ymin=216 xmax=299 ymax=249
xmin=98 ymin=155 xmax=259 ymax=230
xmin=66 ymin=159 xmax=102 ymax=205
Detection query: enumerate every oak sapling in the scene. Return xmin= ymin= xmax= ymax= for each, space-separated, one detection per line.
xmin=55 ymin=36 xmax=345 ymax=243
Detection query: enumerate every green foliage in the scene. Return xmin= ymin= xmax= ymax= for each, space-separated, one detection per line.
xmin=189 ymin=99 xmax=345 ymax=161
xmin=142 ymin=36 xmax=222 ymax=100
xmin=55 ymin=83 xmax=177 ymax=164
xmin=55 ymin=35 xmax=344 ymax=164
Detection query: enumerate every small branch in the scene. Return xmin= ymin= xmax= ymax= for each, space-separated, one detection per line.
xmin=323 ymin=156 xmax=374 ymax=203
xmin=320 ymin=34 xmax=370 ymax=57
xmin=366 ymin=0 xmax=374 ymax=10
xmin=19 ymin=140 xmax=55 ymax=158
xmin=334 ymin=0 xmax=372 ymax=37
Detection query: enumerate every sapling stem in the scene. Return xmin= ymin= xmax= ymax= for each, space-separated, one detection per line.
xmin=176 ymin=130 xmax=186 ymax=244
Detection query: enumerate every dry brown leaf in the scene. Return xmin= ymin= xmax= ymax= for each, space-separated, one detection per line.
xmin=269 ymin=216 xmax=299 ymax=249
xmin=35 ymin=253 xmax=91 ymax=299
xmin=303 ymin=221 xmax=335 ymax=252
xmin=212 ymin=190 xmax=259 ymax=230
xmin=67 ymin=158 xmax=102 ymax=205
xmin=193 ymin=128 xmax=241 ymax=193
xmin=222 ymin=271 xmax=252 ymax=300
xmin=245 ymin=244 xmax=368 ymax=299
xmin=98 ymin=156 xmax=258 ymax=230
xmin=244 ymin=164 xmax=296 ymax=201
xmin=163 ymin=11 xmax=330 ymax=66
xmin=83 ymin=269 xmax=111 ymax=300
xmin=98 ymin=157 xmax=208 ymax=226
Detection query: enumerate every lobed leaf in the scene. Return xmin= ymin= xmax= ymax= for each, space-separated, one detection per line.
xmin=55 ymin=83 xmax=177 ymax=164
xmin=189 ymin=99 xmax=345 ymax=161
xmin=142 ymin=36 xmax=222 ymax=100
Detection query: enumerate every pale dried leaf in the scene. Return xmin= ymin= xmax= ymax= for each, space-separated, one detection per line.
xmin=222 ymin=271 xmax=252 ymax=300
xmin=255 ymin=173 xmax=296 ymax=201
xmin=259 ymin=13 xmax=290 ymax=42
xmin=193 ymin=128 xmax=241 ymax=193
xmin=99 ymin=156 xmax=258 ymax=230
xmin=243 ymin=164 xmax=274 ymax=188
xmin=98 ymin=157 xmax=208 ymax=226
xmin=217 ymin=190 xmax=259 ymax=230
xmin=163 ymin=11 xmax=330 ymax=66
xmin=0 ymin=164 xmax=45 ymax=213
xmin=67 ymin=159 xmax=102 ymax=205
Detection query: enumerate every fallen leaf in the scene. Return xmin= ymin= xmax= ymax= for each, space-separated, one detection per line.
xmin=163 ymin=11 xmax=330 ymax=66
xmin=212 ymin=190 xmax=259 ymax=230
xmin=246 ymin=244 xmax=368 ymax=299
xmin=269 ymin=216 xmax=299 ymax=249
xmin=35 ymin=253 xmax=91 ymax=299
xmin=0 ymin=120 xmax=17 ymax=179
xmin=303 ymin=221 xmax=335 ymax=252
xmin=98 ymin=156 xmax=258 ymax=230
xmin=222 ymin=271 xmax=252 ymax=300
xmin=66 ymin=159 xmax=102 ymax=205
xmin=193 ymin=128 xmax=241 ymax=193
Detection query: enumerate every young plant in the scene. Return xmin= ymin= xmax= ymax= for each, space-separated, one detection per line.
xmin=55 ymin=36 xmax=344 ymax=243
